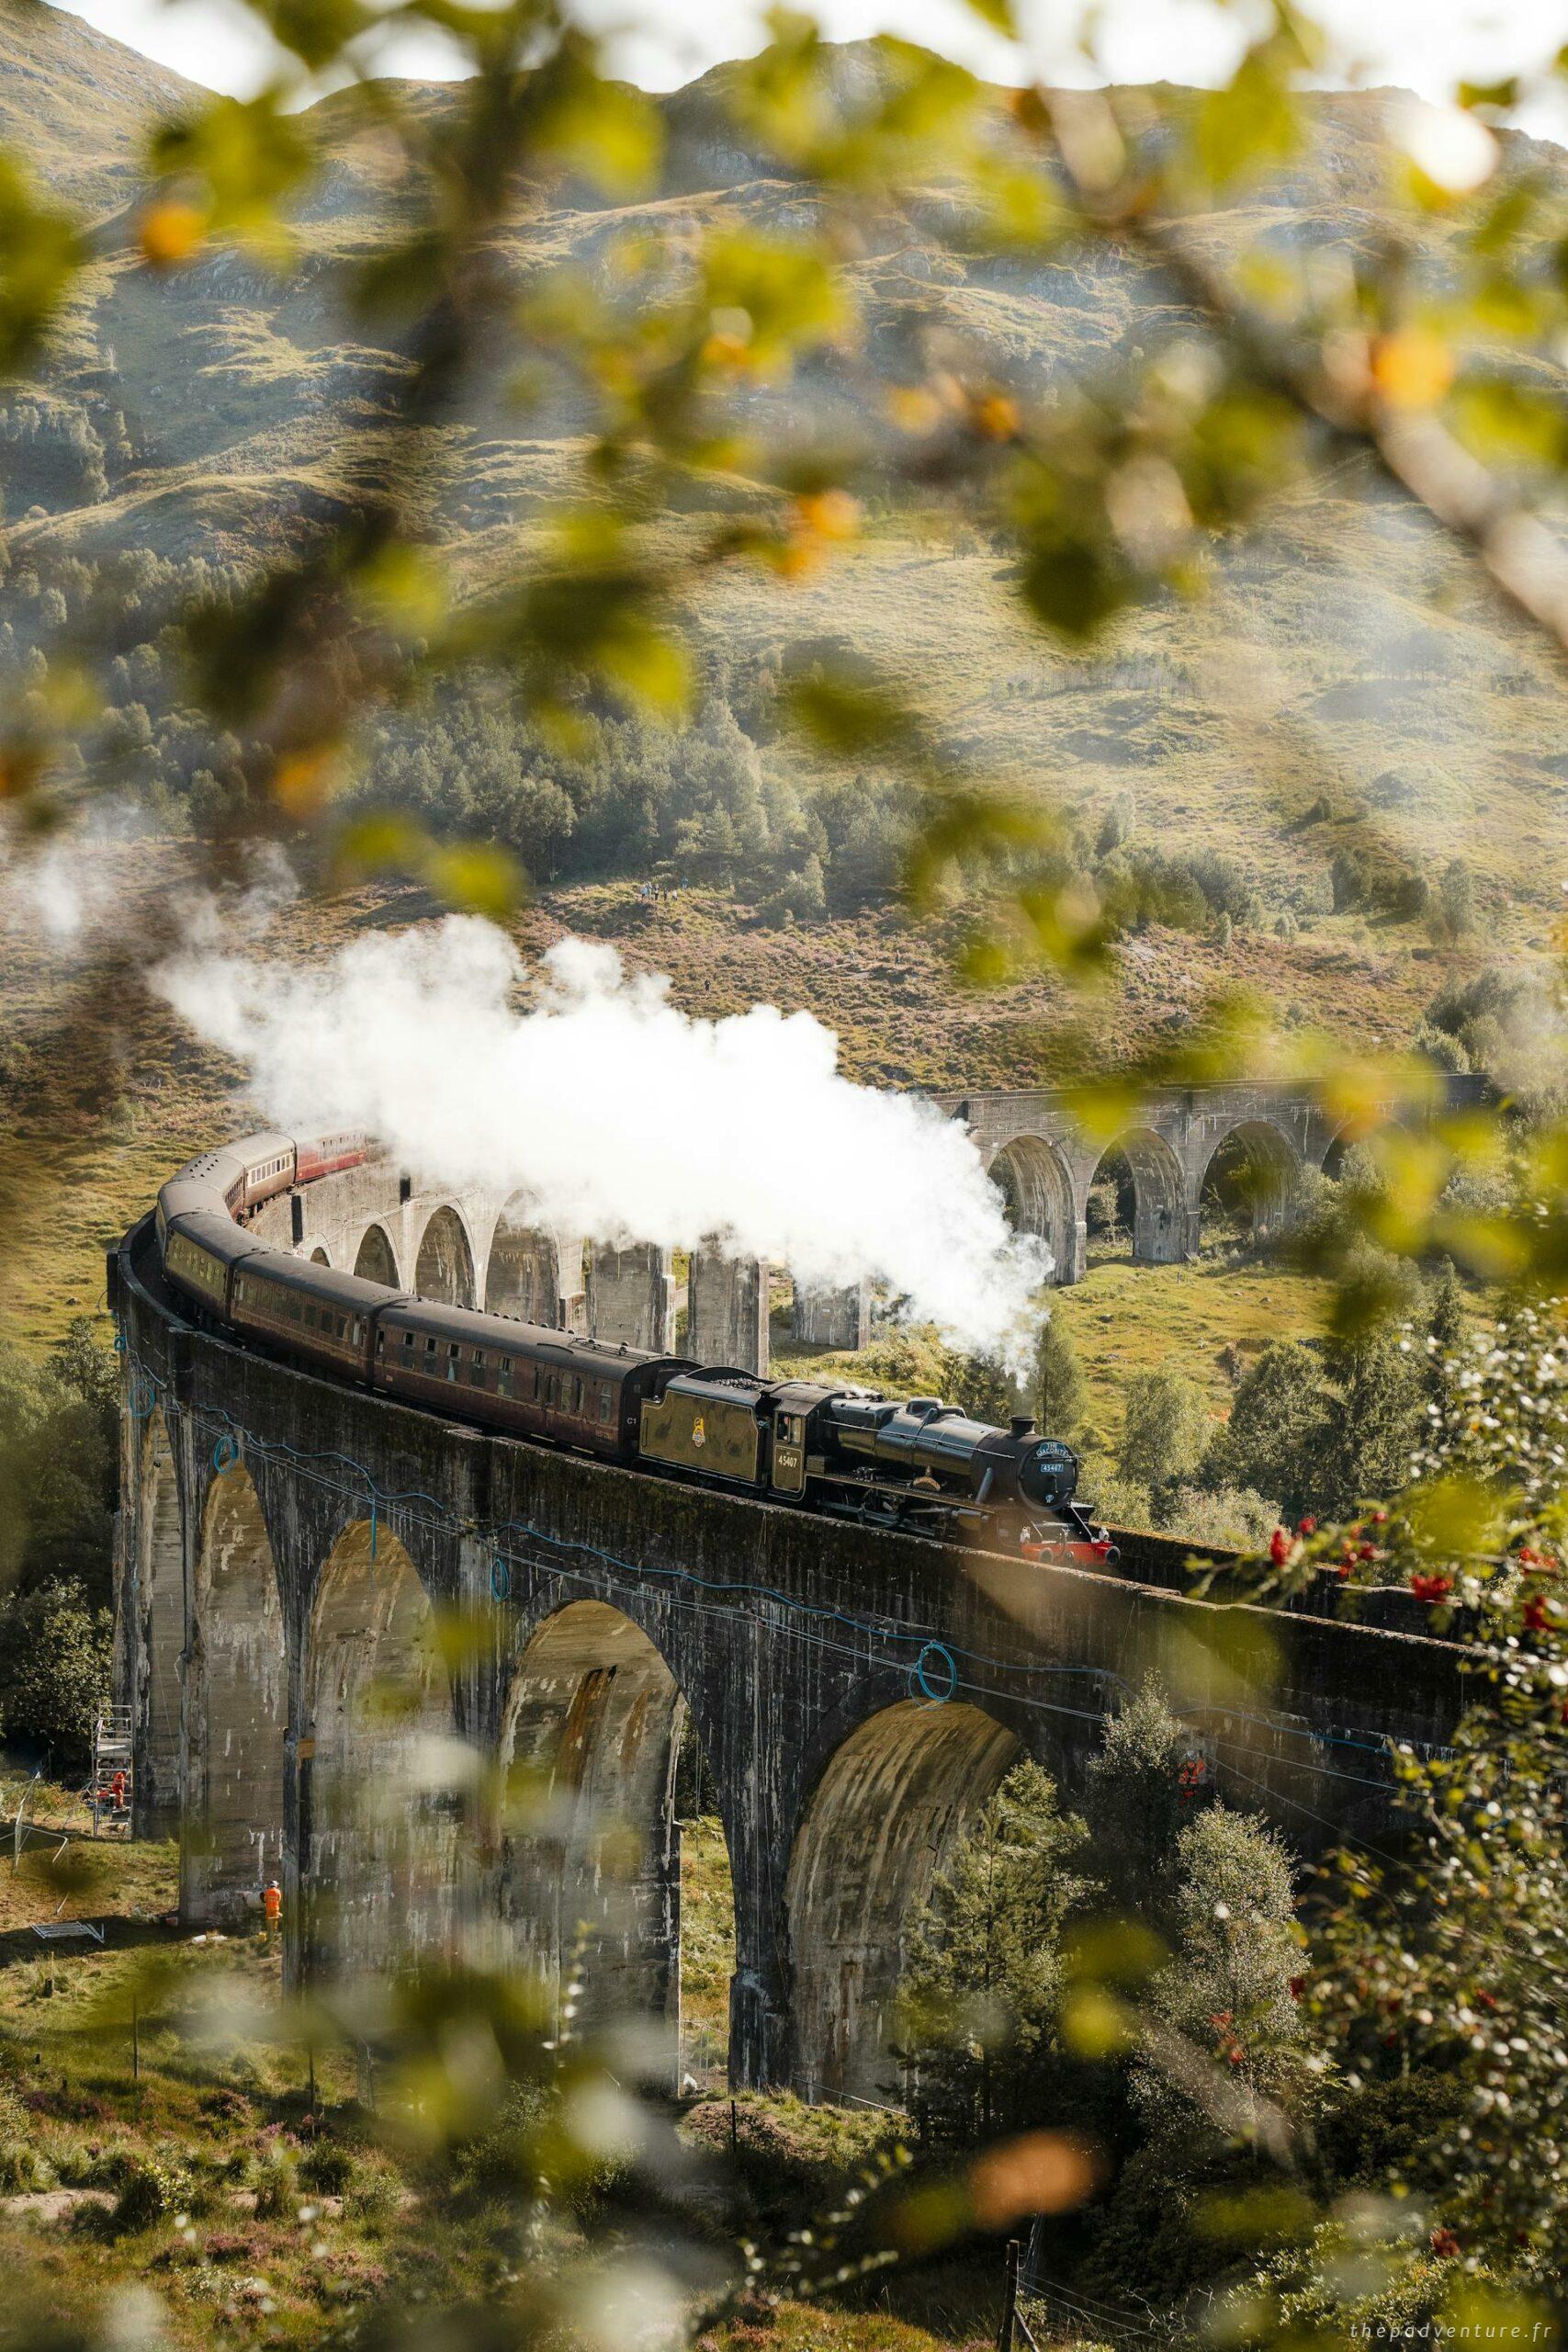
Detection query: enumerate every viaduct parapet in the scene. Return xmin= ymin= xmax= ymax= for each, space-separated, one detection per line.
xmin=114 ymin=1213 xmax=1468 ymax=2103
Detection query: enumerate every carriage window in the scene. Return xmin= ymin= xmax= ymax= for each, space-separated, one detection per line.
xmin=375 ymin=1329 xmax=384 ymax=1355
xmin=426 ymin=1337 xmax=436 ymax=1354
xmin=598 ymin=1384 xmax=614 ymax=1426
xmin=446 ymin=1343 xmax=459 ymax=1381
xmin=545 ymin=1374 xmax=557 ymax=1406
xmin=472 ymin=1348 xmax=486 ymax=1368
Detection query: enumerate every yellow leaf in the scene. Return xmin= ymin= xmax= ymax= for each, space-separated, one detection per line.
xmin=272 ymin=746 xmax=342 ymax=819
xmin=423 ymin=843 xmax=525 ymax=921
xmin=1371 ymin=327 xmax=1455 ymax=411
xmin=1061 ymin=1984 xmax=1134 ymax=2059
xmin=969 ymin=2133 xmax=1096 ymax=2228
xmin=138 ymin=200 xmax=207 ymax=270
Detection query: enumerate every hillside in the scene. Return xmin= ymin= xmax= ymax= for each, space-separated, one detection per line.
xmin=0 ymin=4 xmax=1558 ymax=1340
xmin=0 ymin=4 xmax=198 ymax=215
xmin=0 ymin=16 xmax=1562 ymax=952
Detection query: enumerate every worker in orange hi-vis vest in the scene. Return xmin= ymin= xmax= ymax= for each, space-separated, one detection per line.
xmin=263 ymin=1880 xmax=283 ymax=1941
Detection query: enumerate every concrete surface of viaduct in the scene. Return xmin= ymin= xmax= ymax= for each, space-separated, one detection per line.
xmin=115 ymin=1216 xmax=1467 ymax=2107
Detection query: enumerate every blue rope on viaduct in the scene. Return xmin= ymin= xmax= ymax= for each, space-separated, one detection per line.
xmin=111 ymin=1212 xmax=1469 ymax=2100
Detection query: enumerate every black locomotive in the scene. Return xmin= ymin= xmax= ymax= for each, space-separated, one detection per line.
xmin=143 ymin=1130 xmax=1117 ymax=1566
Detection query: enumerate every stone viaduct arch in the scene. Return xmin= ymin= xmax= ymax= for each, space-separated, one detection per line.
xmin=496 ymin=1600 xmax=706 ymax=2059
xmin=956 ymin=1083 xmax=1369 ymax=1283
xmin=186 ymin=1463 xmax=288 ymax=1920
xmin=352 ymin=1221 xmax=400 ymax=1289
xmin=412 ymin=1204 xmax=478 ymax=1309
xmin=1089 ymin=1127 xmax=1191 ymax=1266
xmin=302 ymin=1521 xmax=459 ymax=1976
xmin=987 ymin=1136 xmax=1081 ymax=1284
xmin=1199 ymin=1115 xmax=1303 ymax=1242
xmin=787 ymin=1700 xmax=1023 ymax=2102
xmin=135 ymin=1408 xmax=185 ymax=1834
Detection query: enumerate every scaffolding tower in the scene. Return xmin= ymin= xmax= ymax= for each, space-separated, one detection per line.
xmin=90 ymin=1707 xmax=134 ymax=1839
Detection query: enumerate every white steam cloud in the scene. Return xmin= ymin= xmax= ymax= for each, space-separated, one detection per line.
xmin=153 ymin=918 xmax=1047 ymax=1364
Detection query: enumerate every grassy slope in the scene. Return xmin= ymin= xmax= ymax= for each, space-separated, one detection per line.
xmin=0 ymin=12 xmax=1561 ymax=949
xmin=0 ymin=6 xmax=198 ymax=217
xmin=0 ymin=1822 xmax=998 ymax=2352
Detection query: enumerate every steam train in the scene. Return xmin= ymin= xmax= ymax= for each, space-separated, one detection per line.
xmin=142 ymin=1130 xmax=1116 ymax=1565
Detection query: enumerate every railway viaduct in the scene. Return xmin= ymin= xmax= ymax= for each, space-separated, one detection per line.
xmin=112 ymin=1185 xmax=1468 ymax=2104
xmin=938 ymin=1080 xmax=1423 ymax=1285
xmin=254 ymin=1077 xmax=1463 ymax=1377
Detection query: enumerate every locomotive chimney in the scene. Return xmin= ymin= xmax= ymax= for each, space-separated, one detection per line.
xmin=1010 ymin=1414 xmax=1036 ymax=1439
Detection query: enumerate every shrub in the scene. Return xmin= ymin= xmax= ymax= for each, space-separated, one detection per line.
xmin=344 ymin=2167 xmax=402 ymax=2224
xmin=1414 ymin=1019 xmax=1468 ymax=1073
xmin=113 ymin=2154 xmax=190 ymax=2233
xmin=0 ymin=2140 xmax=55 ymax=2193
xmin=1118 ymin=1370 xmax=1210 ymax=1495
xmin=253 ymin=2153 xmax=298 ymax=2220
xmin=1432 ymin=854 xmax=1475 ymax=940
xmin=1159 ymin=1483 xmax=1280 ymax=1551
xmin=0 ymin=1577 xmax=112 ymax=1767
xmin=299 ymin=2139 xmax=357 ymax=2196
xmin=1076 ymin=1460 xmax=1151 ymax=1532
xmin=1084 ymin=1679 xmax=1199 ymax=1922
xmin=1253 ymin=2220 xmax=1488 ymax=2338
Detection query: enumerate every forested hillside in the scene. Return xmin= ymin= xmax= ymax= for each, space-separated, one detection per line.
xmin=0 ymin=4 xmax=1562 ymax=1063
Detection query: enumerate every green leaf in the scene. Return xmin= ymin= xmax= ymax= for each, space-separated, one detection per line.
xmin=1019 ymin=536 xmax=1132 ymax=639
xmin=1451 ymin=378 xmax=1568 ymax=469
xmin=252 ymin=0 xmax=371 ymax=71
xmin=1191 ymin=42 xmax=1302 ymax=191
xmin=0 ymin=153 xmax=85 ymax=374
xmin=1458 ymin=76 xmax=1519 ymax=111
xmin=150 ymin=91 xmax=314 ymax=263
xmin=526 ymin=42 xmax=663 ymax=198
xmin=784 ymin=673 xmax=920 ymax=761
xmin=702 ymin=232 xmax=851 ymax=375
xmin=960 ymin=0 xmax=1017 ymax=32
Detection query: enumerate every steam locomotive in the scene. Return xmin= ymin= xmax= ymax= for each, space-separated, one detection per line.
xmin=143 ymin=1130 xmax=1116 ymax=1565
